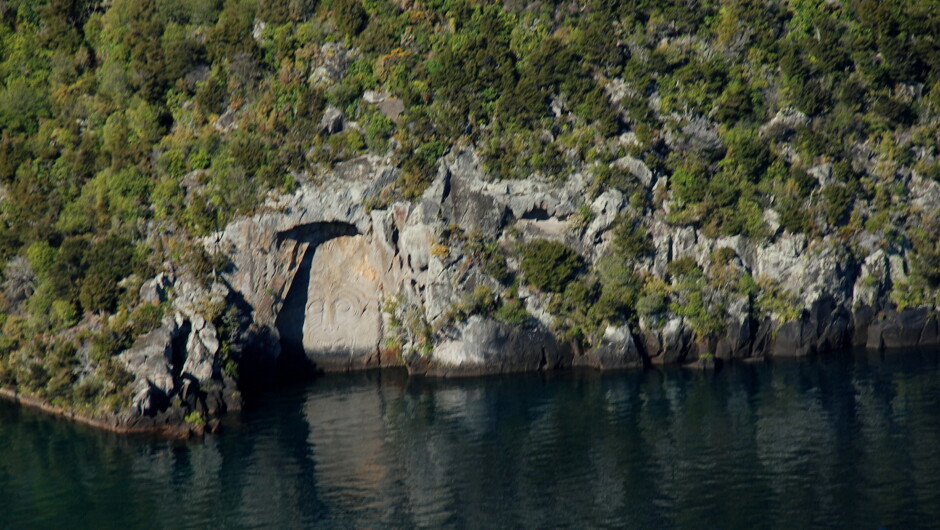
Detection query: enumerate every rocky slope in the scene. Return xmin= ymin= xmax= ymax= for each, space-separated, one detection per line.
xmin=113 ymin=148 xmax=940 ymax=431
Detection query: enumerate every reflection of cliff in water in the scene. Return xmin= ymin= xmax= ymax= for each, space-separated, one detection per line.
xmin=4 ymin=350 xmax=940 ymax=528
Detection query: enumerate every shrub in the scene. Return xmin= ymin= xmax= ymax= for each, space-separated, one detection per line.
xmin=459 ymin=285 xmax=497 ymax=318
xmin=721 ymin=126 xmax=773 ymax=182
xmin=910 ymin=221 xmax=940 ymax=288
xmin=89 ymin=329 xmax=127 ymax=363
xmin=593 ymin=255 xmax=642 ymax=322
xmin=79 ymin=273 xmax=121 ymax=314
xmin=72 ymin=378 xmax=105 ymax=406
xmin=99 ymin=359 xmax=134 ymax=393
xmin=670 ymin=289 xmax=724 ymax=338
xmin=736 ymin=273 xmax=759 ymax=298
xmin=494 ymin=295 xmax=531 ymax=326
xmin=519 ymin=239 xmax=582 ymax=293
xmin=823 ymin=185 xmax=853 ymax=226
xmin=611 ymin=214 xmax=654 ymax=259
xmin=636 ymin=277 xmax=671 ymax=317
xmin=130 ymin=302 xmax=165 ymax=336
xmin=755 ymin=278 xmax=802 ymax=321
xmin=779 ymin=198 xmax=812 ymax=234
xmin=890 ymin=279 xmax=926 ymax=311
xmin=636 ymin=291 xmax=668 ymax=317
xmin=667 ymin=257 xmax=701 ymax=279
xmin=463 ymin=233 xmax=511 ymax=283
xmin=711 ymin=247 xmax=738 ymax=266
xmin=333 ymin=0 xmax=368 ymax=37
xmin=25 ymin=242 xmax=56 ymax=279
xmin=51 ymin=300 xmax=79 ymax=328
xmin=549 ymin=278 xmax=602 ymax=343
xmin=185 ymin=410 xmax=206 ymax=427
xmin=48 ymin=236 xmax=91 ymax=303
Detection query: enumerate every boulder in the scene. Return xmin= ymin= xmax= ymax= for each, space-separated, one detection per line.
xmin=319 ymin=105 xmax=344 ymax=134
xmin=613 ymin=156 xmax=653 ymax=187
xmin=660 ymin=318 xmax=693 ymax=364
xmin=139 ymin=272 xmax=173 ymax=304
xmin=182 ymin=322 xmax=220 ymax=382
xmin=867 ymin=307 xmax=940 ymax=350
xmin=573 ymin=325 xmax=644 ymax=369
xmin=422 ymin=316 xmax=573 ymax=376
xmin=119 ymin=316 xmax=182 ymax=418
xmin=378 ymin=98 xmax=405 ymax=120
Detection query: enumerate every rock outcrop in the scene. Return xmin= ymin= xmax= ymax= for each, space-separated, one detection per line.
xmin=116 ymin=276 xmax=242 ymax=433
xmin=115 ymin=149 xmax=939 ymax=428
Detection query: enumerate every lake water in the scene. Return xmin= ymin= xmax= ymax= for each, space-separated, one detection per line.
xmin=2 ymin=350 xmax=940 ymax=529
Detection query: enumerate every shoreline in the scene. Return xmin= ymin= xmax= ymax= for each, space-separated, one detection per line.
xmin=0 ymin=387 xmax=187 ymax=438
xmin=4 ymin=344 xmax=938 ymax=437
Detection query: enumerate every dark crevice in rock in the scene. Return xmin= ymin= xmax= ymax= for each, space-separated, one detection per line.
xmin=277 ymin=242 xmax=315 ymax=358
xmin=276 ymin=221 xmax=359 ymax=245
xmin=274 ymin=241 xmax=321 ymax=380
xmin=522 ymin=207 xmax=551 ymax=221
xmin=170 ymin=320 xmax=192 ymax=381
xmin=441 ymin=169 xmax=451 ymax=202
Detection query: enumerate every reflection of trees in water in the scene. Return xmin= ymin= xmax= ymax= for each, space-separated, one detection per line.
xmin=4 ymin=352 xmax=940 ymax=528
xmin=127 ymin=380 xmax=327 ymax=528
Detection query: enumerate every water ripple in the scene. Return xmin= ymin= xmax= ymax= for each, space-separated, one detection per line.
xmin=2 ymin=352 xmax=940 ymax=528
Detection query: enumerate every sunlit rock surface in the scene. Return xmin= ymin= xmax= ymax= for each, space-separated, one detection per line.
xmin=115 ymin=149 xmax=940 ymax=425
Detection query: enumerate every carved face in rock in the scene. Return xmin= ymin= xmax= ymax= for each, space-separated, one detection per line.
xmin=301 ymin=235 xmax=384 ymax=357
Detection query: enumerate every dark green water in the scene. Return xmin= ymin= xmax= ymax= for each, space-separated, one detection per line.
xmin=3 ymin=350 xmax=940 ymax=529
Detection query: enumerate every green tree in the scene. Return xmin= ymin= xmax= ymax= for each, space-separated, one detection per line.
xmin=519 ymin=239 xmax=582 ymax=293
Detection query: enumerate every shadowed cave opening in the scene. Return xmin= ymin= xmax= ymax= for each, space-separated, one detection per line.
xmin=274 ymin=221 xmax=359 ymax=379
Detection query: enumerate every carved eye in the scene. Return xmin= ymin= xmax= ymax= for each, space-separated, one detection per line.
xmin=335 ymin=299 xmax=353 ymax=314
xmin=307 ymin=299 xmax=324 ymax=314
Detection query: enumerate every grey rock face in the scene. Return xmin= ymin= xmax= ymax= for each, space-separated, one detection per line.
xmin=715 ymin=296 xmax=753 ymax=360
xmin=613 ymin=156 xmax=653 ymax=187
xmin=665 ymin=115 xmax=722 ymax=153
xmin=182 ymin=319 xmax=219 ymax=382
xmin=213 ymin=108 xmax=238 ymax=133
xmin=853 ymin=250 xmax=888 ymax=308
xmin=661 ymin=318 xmax=694 ymax=364
xmin=866 ymin=307 xmax=940 ymax=350
xmin=378 ymin=98 xmax=405 ymax=120
xmin=421 ymin=316 xmax=573 ymax=376
xmin=115 ymin=145 xmax=937 ymax=430
xmin=118 ymin=272 xmax=244 ymax=426
xmin=120 ymin=317 xmax=180 ymax=415
xmin=910 ymin=173 xmax=940 ymax=213
xmin=309 ymin=42 xmax=348 ymax=86
xmin=319 ymin=106 xmax=344 ymax=135
xmin=761 ymin=107 xmax=809 ymax=137
xmin=809 ymin=164 xmax=833 ymax=187
xmin=572 ymin=325 xmax=643 ymax=369
xmin=139 ymin=272 xmax=172 ymax=304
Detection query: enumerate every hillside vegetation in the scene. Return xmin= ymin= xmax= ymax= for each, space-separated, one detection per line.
xmin=0 ymin=0 xmax=939 ymax=412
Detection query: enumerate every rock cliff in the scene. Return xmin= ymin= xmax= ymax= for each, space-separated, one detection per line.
xmin=118 ymin=149 xmax=939 ymax=429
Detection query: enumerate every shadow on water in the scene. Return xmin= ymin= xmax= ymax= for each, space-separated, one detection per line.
xmin=2 ymin=349 xmax=940 ymax=528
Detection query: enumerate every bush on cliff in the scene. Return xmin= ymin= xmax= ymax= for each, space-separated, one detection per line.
xmin=519 ymin=239 xmax=583 ymax=293
xmin=611 ymin=214 xmax=654 ymax=260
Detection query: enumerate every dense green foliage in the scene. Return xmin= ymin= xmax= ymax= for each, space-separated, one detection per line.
xmin=1 ymin=0 xmax=939 ymax=399
xmin=519 ymin=239 xmax=582 ymax=293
